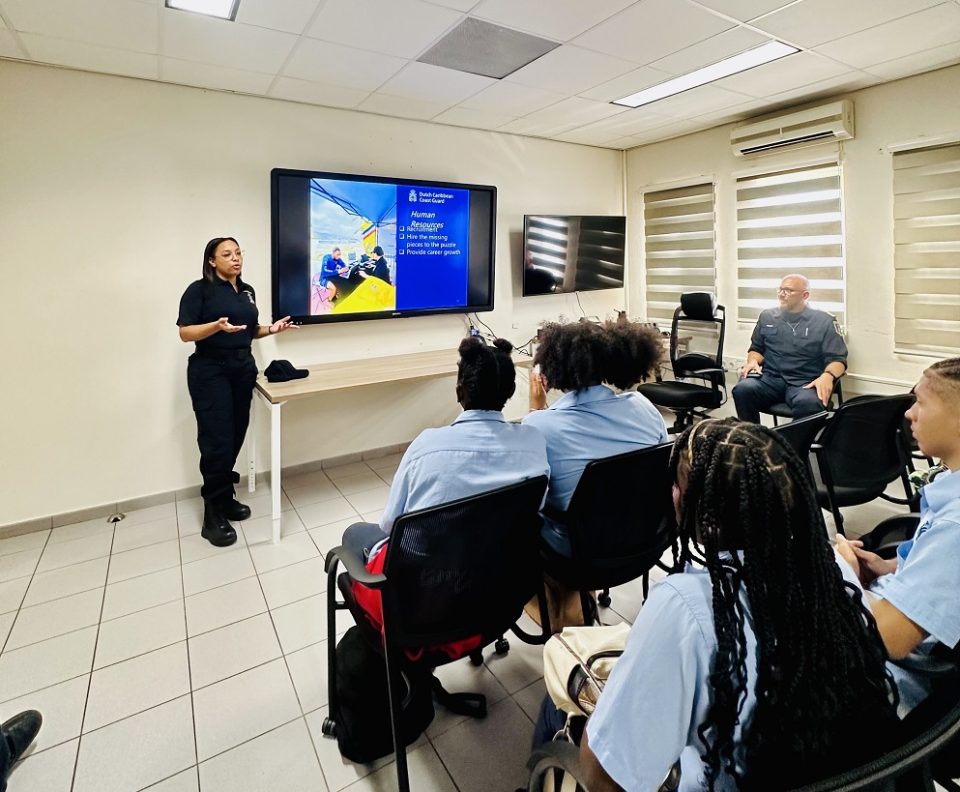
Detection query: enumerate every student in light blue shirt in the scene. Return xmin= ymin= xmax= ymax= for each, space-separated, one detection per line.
xmin=580 ymin=420 xmax=897 ymax=791
xmin=837 ymin=357 xmax=960 ymax=714
xmin=342 ymin=337 xmax=549 ymax=561
xmin=522 ymin=318 xmax=667 ymax=555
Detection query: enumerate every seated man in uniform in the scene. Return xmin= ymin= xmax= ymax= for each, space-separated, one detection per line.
xmin=732 ymin=273 xmax=847 ymax=423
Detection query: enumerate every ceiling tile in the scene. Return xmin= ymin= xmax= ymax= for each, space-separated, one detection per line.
xmin=236 ymin=0 xmax=322 ymax=35
xmin=0 ymin=15 xmax=7 ymax=29
xmin=505 ymin=44 xmax=637 ymax=94
xmin=816 ymin=3 xmax=960 ymax=69
xmin=688 ymin=0 xmax=801 ymax=22
xmin=712 ymin=51 xmax=851 ymax=96
xmin=553 ymin=127 xmax=624 ymax=147
xmin=159 ymin=58 xmax=274 ymax=94
xmin=306 ymin=0 xmax=462 ymax=59
xmin=2 ymin=0 xmax=159 ymax=53
xmin=499 ymin=96 xmax=626 ymax=136
xmin=572 ymin=0 xmax=734 ymax=65
xmin=578 ymin=65 xmax=672 ymax=102
xmin=458 ymin=80 xmax=566 ymax=115
xmin=641 ymin=83 xmax=755 ymax=118
xmin=422 ymin=0 xmax=481 ymax=10
xmin=630 ymin=118 xmax=705 ymax=144
xmin=357 ymin=91 xmax=453 ymax=120
xmin=757 ymin=70 xmax=882 ymax=105
xmin=574 ymin=106 xmax=688 ymax=137
xmin=19 ymin=33 xmax=158 ymax=80
xmin=431 ymin=106 xmax=516 ymax=129
xmin=864 ymin=40 xmax=960 ymax=80
xmin=648 ymin=27 xmax=770 ymax=75
xmin=609 ymin=135 xmax=648 ymax=149
xmin=753 ymin=0 xmax=943 ymax=48
xmin=376 ymin=61 xmax=494 ymax=103
xmin=471 ymin=0 xmax=635 ymax=42
xmin=161 ymin=11 xmax=299 ymax=74
xmin=283 ymin=38 xmax=407 ymax=91
xmin=0 ymin=30 xmax=24 ymax=58
xmin=268 ymin=76 xmax=370 ymax=108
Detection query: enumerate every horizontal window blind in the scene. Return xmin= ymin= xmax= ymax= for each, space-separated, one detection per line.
xmin=893 ymin=143 xmax=960 ymax=356
xmin=643 ymin=183 xmax=716 ymax=324
xmin=736 ymin=162 xmax=845 ymax=325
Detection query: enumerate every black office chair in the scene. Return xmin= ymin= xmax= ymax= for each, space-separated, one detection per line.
xmin=858 ymin=513 xmax=921 ymax=558
xmin=539 ymin=442 xmax=678 ymax=625
xmin=637 ymin=292 xmax=727 ymax=434
xmin=763 ymin=378 xmax=845 ymax=426
xmin=322 ymin=476 xmax=549 ymax=792
xmin=773 ymin=410 xmax=829 ymax=464
xmin=810 ymin=393 xmax=918 ymax=535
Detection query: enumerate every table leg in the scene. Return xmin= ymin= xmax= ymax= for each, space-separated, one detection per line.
xmin=271 ymin=401 xmax=283 ymax=544
xmin=248 ymin=392 xmax=258 ymax=494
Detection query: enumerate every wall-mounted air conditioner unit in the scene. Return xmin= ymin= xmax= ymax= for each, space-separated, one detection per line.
xmin=731 ymin=99 xmax=854 ymax=157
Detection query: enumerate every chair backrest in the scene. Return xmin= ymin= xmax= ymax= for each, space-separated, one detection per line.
xmin=562 ymin=442 xmax=677 ymax=588
xmin=787 ymin=663 xmax=960 ymax=792
xmin=381 ymin=475 xmax=548 ymax=648
xmin=816 ymin=393 xmax=915 ymax=493
xmin=670 ymin=292 xmax=726 ymax=383
xmin=774 ymin=411 xmax=829 ymax=460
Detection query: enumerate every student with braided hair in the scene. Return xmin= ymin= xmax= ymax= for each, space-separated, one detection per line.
xmin=837 ymin=356 xmax=960 ymax=713
xmin=524 ymin=317 xmax=667 ymax=555
xmin=581 ymin=419 xmax=898 ymax=791
xmin=341 ymin=336 xmax=548 ymax=561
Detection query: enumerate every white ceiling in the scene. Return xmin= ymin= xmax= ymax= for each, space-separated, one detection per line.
xmin=1 ymin=0 xmax=959 ymax=150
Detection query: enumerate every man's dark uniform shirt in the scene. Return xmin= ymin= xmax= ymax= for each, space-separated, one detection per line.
xmin=748 ymin=306 xmax=847 ymax=386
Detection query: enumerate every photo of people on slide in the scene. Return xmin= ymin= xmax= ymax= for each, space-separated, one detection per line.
xmin=309 ymin=178 xmax=397 ymax=316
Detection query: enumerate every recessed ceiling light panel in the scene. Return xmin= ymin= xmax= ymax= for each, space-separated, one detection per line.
xmin=614 ymin=41 xmax=799 ymax=108
xmin=165 ymin=0 xmax=240 ymax=21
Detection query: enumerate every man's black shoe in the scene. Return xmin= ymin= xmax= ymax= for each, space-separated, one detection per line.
xmin=221 ymin=498 xmax=251 ymax=521
xmin=2 ymin=709 xmax=42 ymax=770
xmin=201 ymin=503 xmax=237 ymax=547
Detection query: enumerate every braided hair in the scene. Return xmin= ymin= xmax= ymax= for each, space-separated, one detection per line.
xmin=533 ymin=318 xmax=662 ymax=392
xmin=670 ymin=419 xmax=898 ymax=790
xmin=456 ymin=336 xmax=516 ymax=411
xmin=925 ymin=356 xmax=960 ymax=404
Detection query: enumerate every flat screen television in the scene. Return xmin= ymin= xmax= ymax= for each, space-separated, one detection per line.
xmin=522 ymin=215 xmax=626 ymax=296
xmin=271 ymin=168 xmax=497 ymax=324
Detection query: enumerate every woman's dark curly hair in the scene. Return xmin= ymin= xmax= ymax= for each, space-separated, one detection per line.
xmin=533 ymin=318 xmax=662 ymax=392
xmin=670 ymin=419 xmax=898 ymax=790
xmin=457 ymin=336 xmax=516 ymax=411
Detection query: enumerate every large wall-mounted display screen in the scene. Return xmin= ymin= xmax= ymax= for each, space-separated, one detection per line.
xmin=271 ymin=168 xmax=496 ymax=324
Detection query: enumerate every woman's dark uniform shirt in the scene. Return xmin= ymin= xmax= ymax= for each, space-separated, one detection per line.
xmin=177 ymin=277 xmax=259 ymax=350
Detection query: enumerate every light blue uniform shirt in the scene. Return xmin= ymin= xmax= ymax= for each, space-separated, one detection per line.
xmin=588 ymin=570 xmax=758 ymax=791
xmin=521 ymin=385 xmax=668 ymax=553
xmin=869 ymin=468 xmax=960 ymax=712
xmin=378 ymin=410 xmax=549 ymax=537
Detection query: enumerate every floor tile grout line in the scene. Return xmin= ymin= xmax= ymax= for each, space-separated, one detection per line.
xmin=175 ymin=517 xmax=203 ymax=784
xmin=1 ymin=528 xmax=54 ymax=656
xmin=71 ymin=520 xmax=118 ymax=792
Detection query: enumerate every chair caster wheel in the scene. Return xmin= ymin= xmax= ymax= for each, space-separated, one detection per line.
xmin=321 ymin=718 xmax=337 ymax=737
xmin=598 ymin=593 xmax=612 ymax=607
xmin=469 ymin=651 xmax=483 ymax=666
xmin=495 ymin=637 xmax=509 ymax=655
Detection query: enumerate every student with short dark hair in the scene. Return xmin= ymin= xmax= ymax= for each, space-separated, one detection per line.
xmin=523 ymin=318 xmax=666 ymax=555
xmin=581 ymin=420 xmax=898 ymax=791
xmin=341 ymin=337 xmax=548 ymax=561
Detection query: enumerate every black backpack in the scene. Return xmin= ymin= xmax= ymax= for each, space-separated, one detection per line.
xmin=334 ymin=626 xmax=435 ymax=764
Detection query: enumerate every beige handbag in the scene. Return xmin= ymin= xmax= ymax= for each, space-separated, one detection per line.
xmin=542 ymin=623 xmax=631 ymax=718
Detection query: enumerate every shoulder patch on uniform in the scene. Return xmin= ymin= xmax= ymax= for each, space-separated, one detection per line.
xmin=832 ymin=319 xmax=843 ymax=335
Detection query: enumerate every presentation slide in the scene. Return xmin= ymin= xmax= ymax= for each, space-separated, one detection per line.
xmin=307 ymin=177 xmax=470 ymax=317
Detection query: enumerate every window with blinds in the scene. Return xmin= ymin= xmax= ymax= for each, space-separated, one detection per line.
xmin=736 ymin=162 xmax=845 ymax=326
xmin=893 ymin=143 xmax=960 ymax=356
xmin=643 ymin=183 xmax=716 ymax=323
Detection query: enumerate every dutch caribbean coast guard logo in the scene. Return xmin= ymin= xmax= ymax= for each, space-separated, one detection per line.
xmin=408 ymin=189 xmax=417 ymax=203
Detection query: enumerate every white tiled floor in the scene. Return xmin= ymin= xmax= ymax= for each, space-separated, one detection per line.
xmin=0 ymin=454 xmax=942 ymax=792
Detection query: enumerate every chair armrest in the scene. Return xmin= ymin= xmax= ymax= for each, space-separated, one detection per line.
xmin=325 ymin=544 xmax=388 ymax=589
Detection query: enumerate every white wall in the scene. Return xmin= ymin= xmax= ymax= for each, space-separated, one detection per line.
xmin=0 ymin=60 xmax=625 ymax=527
xmin=625 ymin=64 xmax=960 ymax=390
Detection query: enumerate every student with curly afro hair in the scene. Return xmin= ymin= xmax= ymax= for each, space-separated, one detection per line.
xmin=523 ymin=317 xmax=667 ymax=555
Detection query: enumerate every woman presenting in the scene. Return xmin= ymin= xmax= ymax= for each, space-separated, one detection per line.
xmin=177 ymin=237 xmax=294 ymax=547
